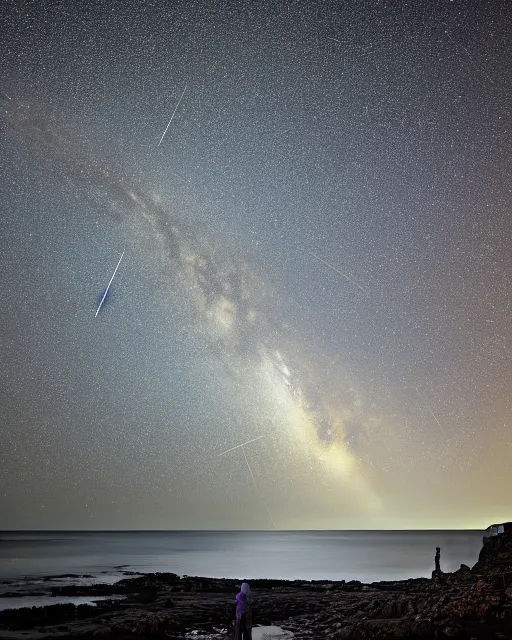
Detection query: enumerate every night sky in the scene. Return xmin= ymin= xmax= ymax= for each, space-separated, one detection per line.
xmin=1 ymin=0 xmax=511 ymax=530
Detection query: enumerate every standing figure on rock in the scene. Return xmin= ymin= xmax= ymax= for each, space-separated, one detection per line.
xmin=432 ymin=547 xmax=443 ymax=581
xmin=235 ymin=582 xmax=253 ymax=640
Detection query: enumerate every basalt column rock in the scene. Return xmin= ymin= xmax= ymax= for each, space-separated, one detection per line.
xmin=432 ymin=546 xmax=444 ymax=583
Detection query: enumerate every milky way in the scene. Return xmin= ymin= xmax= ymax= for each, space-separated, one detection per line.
xmin=4 ymin=96 xmax=381 ymax=524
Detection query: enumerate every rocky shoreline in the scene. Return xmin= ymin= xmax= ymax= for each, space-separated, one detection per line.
xmin=1 ymin=531 xmax=512 ymax=640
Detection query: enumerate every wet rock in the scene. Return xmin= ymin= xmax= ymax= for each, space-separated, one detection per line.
xmin=131 ymin=611 xmax=175 ymax=634
xmin=50 ymin=583 xmax=128 ymax=597
xmin=437 ymin=623 xmax=464 ymax=637
xmin=0 ymin=590 xmax=47 ymax=597
xmin=0 ymin=603 xmax=79 ymax=630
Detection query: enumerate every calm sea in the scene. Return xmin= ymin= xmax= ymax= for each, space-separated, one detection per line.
xmin=0 ymin=530 xmax=484 ymax=610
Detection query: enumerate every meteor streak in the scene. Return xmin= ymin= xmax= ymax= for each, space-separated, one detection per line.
xmin=445 ymin=31 xmax=495 ymax=86
xmin=309 ymin=252 xmax=369 ymax=294
xmin=242 ymin=444 xmax=277 ymax=529
xmin=217 ymin=434 xmax=266 ymax=456
xmin=95 ymin=251 xmax=125 ymax=317
xmin=242 ymin=445 xmax=257 ymax=486
xmin=216 ymin=434 xmax=276 ymax=528
xmin=415 ymin=387 xmax=442 ymax=428
xmin=157 ymin=85 xmax=187 ymax=147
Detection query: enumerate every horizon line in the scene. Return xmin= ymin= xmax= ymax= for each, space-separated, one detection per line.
xmin=0 ymin=527 xmax=485 ymax=533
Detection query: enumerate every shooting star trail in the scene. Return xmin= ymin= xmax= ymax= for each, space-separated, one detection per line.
xmin=445 ymin=30 xmax=495 ymax=85
xmin=309 ymin=252 xmax=369 ymax=295
xmin=157 ymin=84 xmax=187 ymax=147
xmin=216 ymin=435 xmax=276 ymax=528
xmin=241 ymin=445 xmax=257 ymax=486
xmin=217 ymin=435 xmax=266 ymax=456
xmin=415 ymin=387 xmax=442 ymax=428
xmin=172 ymin=435 xmax=267 ymax=482
xmin=172 ymin=435 xmax=277 ymax=528
xmin=95 ymin=251 xmax=125 ymax=317
xmin=241 ymin=445 xmax=277 ymax=529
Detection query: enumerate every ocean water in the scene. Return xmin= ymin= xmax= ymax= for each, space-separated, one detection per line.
xmin=0 ymin=530 xmax=484 ymax=610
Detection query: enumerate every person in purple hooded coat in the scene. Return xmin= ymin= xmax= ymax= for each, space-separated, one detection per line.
xmin=235 ymin=582 xmax=252 ymax=640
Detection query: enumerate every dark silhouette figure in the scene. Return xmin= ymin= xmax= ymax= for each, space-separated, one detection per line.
xmin=435 ymin=547 xmax=441 ymax=574
xmin=432 ymin=546 xmax=444 ymax=582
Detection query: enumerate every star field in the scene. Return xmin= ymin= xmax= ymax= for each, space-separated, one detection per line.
xmin=0 ymin=0 xmax=511 ymax=530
